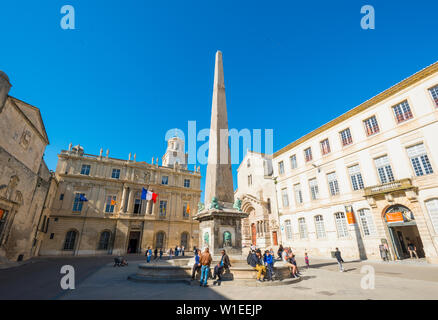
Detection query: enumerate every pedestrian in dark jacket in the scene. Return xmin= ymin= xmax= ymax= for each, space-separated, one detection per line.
xmin=154 ymin=248 xmax=158 ymax=260
xmin=334 ymin=248 xmax=345 ymax=272
xmin=213 ymin=249 xmax=231 ymax=285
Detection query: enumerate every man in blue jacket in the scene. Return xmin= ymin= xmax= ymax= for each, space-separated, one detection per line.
xmin=263 ymin=250 xmax=274 ymax=281
xmin=191 ymin=249 xmax=202 ymax=280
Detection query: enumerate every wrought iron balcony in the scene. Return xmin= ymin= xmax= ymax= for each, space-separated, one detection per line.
xmin=364 ymin=178 xmax=415 ymax=197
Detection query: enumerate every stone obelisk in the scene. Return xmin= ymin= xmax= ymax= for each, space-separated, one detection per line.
xmin=194 ymin=51 xmax=248 ymax=257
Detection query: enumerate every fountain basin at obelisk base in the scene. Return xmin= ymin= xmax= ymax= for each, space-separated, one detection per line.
xmin=128 ymin=257 xmax=301 ymax=287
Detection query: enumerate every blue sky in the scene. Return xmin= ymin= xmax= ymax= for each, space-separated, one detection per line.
xmin=1 ymin=0 xmax=437 ymax=197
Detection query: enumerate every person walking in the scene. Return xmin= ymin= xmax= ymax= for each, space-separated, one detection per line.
xmin=191 ymin=249 xmax=202 ymax=280
xmin=159 ymin=248 xmax=163 ymax=260
xmin=175 ymin=246 xmax=179 ymax=257
xmin=248 ymin=249 xmax=266 ymax=282
xmin=334 ymin=248 xmax=345 ymax=272
xmin=199 ymin=248 xmax=212 ymax=287
xmin=304 ymin=252 xmax=310 ymax=269
xmin=213 ymin=249 xmax=231 ymax=286
xmin=154 ymin=248 xmax=158 ymax=260
xmin=168 ymin=248 xmax=173 ymax=259
xmin=182 ymin=246 xmax=185 ymax=256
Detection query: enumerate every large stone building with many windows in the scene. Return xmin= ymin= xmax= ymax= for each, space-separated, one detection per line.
xmin=39 ymin=136 xmax=202 ymax=256
xmin=271 ymin=61 xmax=438 ymax=263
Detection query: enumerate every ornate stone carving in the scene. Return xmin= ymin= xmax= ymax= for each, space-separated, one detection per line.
xmin=197 ymin=202 xmax=205 ymax=212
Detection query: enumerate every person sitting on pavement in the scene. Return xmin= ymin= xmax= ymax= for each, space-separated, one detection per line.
xmin=248 ymin=249 xmax=266 ymax=282
xmin=213 ymin=249 xmax=231 ymax=286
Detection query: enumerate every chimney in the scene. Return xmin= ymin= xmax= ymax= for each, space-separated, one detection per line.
xmin=0 ymin=71 xmax=12 ymax=112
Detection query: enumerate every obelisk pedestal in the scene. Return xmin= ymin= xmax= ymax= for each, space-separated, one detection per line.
xmin=193 ymin=51 xmax=248 ymax=259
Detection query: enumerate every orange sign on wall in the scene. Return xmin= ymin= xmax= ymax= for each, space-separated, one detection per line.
xmin=386 ymin=212 xmax=404 ymax=223
xmin=346 ymin=211 xmax=356 ymax=224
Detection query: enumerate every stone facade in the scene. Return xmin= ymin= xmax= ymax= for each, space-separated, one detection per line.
xmin=0 ymin=71 xmax=52 ymax=263
xmin=235 ymin=151 xmax=280 ymax=249
xmin=271 ymin=62 xmax=438 ymax=263
xmin=39 ymin=141 xmax=202 ymax=256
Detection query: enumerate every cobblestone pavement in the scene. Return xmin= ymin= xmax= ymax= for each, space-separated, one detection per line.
xmin=1 ymin=256 xmax=437 ymax=300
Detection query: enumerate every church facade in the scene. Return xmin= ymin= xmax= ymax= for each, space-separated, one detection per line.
xmin=235 ymin=151 xmax=280 ymax=249
xmin=39 ymin=137 xmax=202 ymax=256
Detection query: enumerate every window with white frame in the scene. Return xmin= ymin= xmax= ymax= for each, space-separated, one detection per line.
xmin=320 ymin=139 xmax=331 ymax=155
xmin=340 ymin=128 xmax=353 ymax=146
xmin=278 ymin=161 xmax=285 ymax=175
xmin=298 ymin=217 xmax=308 ymax=239
xmin=111 ymin=169 xmax=120 ymax=179
xmin=309 ymin=178 xmax=319 ymax=200
xmin=80 ymin=164 xmax=91 ymax=175
xmin=285 ymin=220 xmax=293 ymax=240
xmin=327 ymin=172 xmax=340 ymax=196
xmin=358 ymin=208 xmax=377 ymax=236
xmin=105 ymin=195 xmax=116 ymax=213
xmin=161 ymin=176 xmax=169 ymax=185
xmin=392 ymin=101 xmax=413 ymax=123
xmin=374 ymin=155 xmax=395 ymax=184
xmin=429 ymin=85 xmax=438 ymax=107
xmin=304 ymin=147 xmax=313 ymax=162
xmin=159 ymin=200 xmax=167 ymax=216
xmin=314 ymin=215 xmax=326 ymax=239
xmin=290 ymin=155 xmax=297 ymax=169
xmin=364 ymin=116 xmax=380 ymax=136
xmin=348 ymin=164 xmax=364 ymax=190
xmin=281 ymin=188 xmax=289 ymax=207
xmin=184 ymin=179 xmax=190 ymax=188
xmin=406 ymin=144 xmax=434 ymax=176
xmin=425 ymin=199 xmax=438 ymax=233
xmin=293 ymin=183 xmax=303 ymax=204
xmin=335 ymin=212 xmax=349 ymax=238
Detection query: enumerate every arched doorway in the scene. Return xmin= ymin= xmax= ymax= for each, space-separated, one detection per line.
xmin=384 ymin=204 xmax=424 ymax=259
